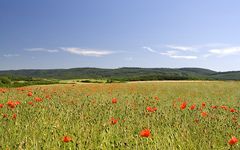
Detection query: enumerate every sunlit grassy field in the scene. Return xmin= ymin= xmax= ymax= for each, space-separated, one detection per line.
xmin=0 ymin=81 xmax=240 ymax=149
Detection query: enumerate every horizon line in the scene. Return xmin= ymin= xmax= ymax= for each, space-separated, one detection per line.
xmin=0 ymin=67 xmax=238 ymax=73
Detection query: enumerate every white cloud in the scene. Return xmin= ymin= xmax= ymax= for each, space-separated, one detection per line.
xmin=161 ymin=51 xmax=197 ymax=59
xmin=160 ymin=50 xmax=178 ymax=56
xmin=206 ymin=47 xmax=240 ymax=57
xmin=3 ymin=54 xmax=20 ymax=57
xmin=170 ymin=55 xmax=198 ymax=59
xmin=25 ymin=48 xmax=59 ymax=53
xmin=61 ymin=47 xmax=114 ymax=57
xmin=165 ymin=45 xmax=195 ymax=51
xmin=144 ymin=43 xmax=240 ymax=59
xmin=143 ymin=46 xmax=197 ymax=59
xmin=142 ymin=46 xmax=158 ymax=53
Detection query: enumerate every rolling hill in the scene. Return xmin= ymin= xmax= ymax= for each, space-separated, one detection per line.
xmin=0 ymin=67 xmax=240 ymax=81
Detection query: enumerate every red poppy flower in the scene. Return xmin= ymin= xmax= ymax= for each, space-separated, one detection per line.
xmin=0 ymin=88 xmax=7 ymax=93
xmin=140 ymin=129 xmax=150 ymax=137
xmin=154 ymin=96 xmax=159 ymax=100
xmin=146 ymin=106 xmax=152 ymax=112
xmin=201 ymin=112 xmax=208 ymax=117
xmin=180 ymin=102 xmax=187 ymax=110
xmin=28 ymin=92 xmax=33 ymax=96
xmin=146 ymin=107 xmax=157 ymax=112
xmin=0 ymin=104 xmax=3 ymax=108
xmin=211 ymin=105 xmax=217 ymax=109
xmin=7 ymin=101 xmax=16 ymax=108
xmin=63 ymin=136 xmax=72 ymax=143
xmin=201 ymin=102 xmax=206 ymax=107
xmin=15 ymin=101 xmax=21 ymax=105
xmin=228 ymin=136 xmax=238 ymax=145
xmin=12 ymin=114 xmax=17 ymax=119
xmin=221 ymin=105 xmax=228 ymax=110
xmin=190 ymin=104 xmax=196 ymax=110
xmin=112 ymin=98 xmax=117 ymax=104
xmin=111 ymin=117 xmax=118 ymax=125
xmin=230 ymin=108 xmax=236 ymax=113
xmin=35 ymin=97 xmax=43 ymax=102
xmin=28 ymin=101 xmax=34 ymax=106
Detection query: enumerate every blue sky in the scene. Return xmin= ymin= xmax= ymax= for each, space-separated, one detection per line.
xmin=1 ymin=0 xmax=240 ymax=71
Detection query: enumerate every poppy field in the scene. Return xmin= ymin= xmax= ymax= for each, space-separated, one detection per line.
xmin=0 ymin=81 xmax=240 ymax=149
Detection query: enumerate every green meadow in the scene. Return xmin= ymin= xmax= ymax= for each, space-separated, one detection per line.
xmin=0 ymin=81 xmax=240 ymax=149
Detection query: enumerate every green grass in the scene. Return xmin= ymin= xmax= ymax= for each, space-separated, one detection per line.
xmin=0 ymin=81 xmax=240 ymax=149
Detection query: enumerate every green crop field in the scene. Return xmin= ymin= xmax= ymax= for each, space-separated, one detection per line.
xmin=0 ymin=81 xmax=240 ymax=149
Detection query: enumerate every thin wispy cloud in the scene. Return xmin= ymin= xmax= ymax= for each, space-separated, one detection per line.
xmin=170 ymin=55 xmax=198 ymax=59
xmin=25 ymin=48 xmax=59 ymax=53
xmin=3 ymin=54 xmax=20 ymax=57
xmin=165 ymin=45 xmax=195 ymax=51
xmin=160 ymin=50 xmax=178 ymax=56
xmin=206 ymin=47 xmax=240 ymax=57
xmin=142 ymin=46 xmax=158 ymax=53
xmin=160 ymin=50 xmax=197 ymax=59
xmin=144 ymin=44 xmax=240 ymax=59
xmin=61 ymin=47 xmax=114 ymax=57
xmin=143 ymin=46 xmax=198 ymax=59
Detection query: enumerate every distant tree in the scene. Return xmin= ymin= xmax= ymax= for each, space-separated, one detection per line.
xmin=0 ymin=76 xmax=11 ymax=84
xmin=106 ymin=79 xmax=113 ymax=83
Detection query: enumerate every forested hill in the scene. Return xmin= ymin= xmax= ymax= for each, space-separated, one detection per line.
xmin=0 ymin=67 xmax=240 ymax=81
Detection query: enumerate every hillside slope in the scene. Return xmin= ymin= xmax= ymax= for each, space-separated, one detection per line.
xmin=0 ymin=67 xmax=239 ymax=81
